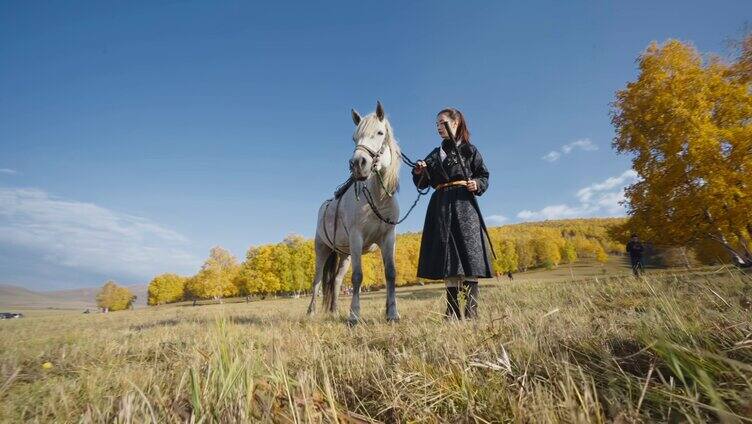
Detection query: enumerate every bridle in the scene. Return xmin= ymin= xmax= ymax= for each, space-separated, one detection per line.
xmin=351 ymin=136 xmax=390 ymax=175
xmin=347 ymin=131 xmax=431 ymax=226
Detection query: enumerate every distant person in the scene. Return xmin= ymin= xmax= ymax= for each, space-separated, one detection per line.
xmin=412 ymin=108 xmax=494 ymax=320
xmin=507 ymin=271 xmax=513 ymax=281
xmin=626 ymin=234 xmax=644 ymax=276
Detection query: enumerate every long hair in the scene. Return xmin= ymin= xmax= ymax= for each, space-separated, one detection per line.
xmin=438 ymin=107 xmax=471 ymax=144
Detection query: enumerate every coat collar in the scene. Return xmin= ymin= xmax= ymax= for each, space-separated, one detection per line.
xmin=440 ymin=139 xmax=473 ymax=159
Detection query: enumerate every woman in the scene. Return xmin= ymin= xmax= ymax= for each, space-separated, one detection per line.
xmin=412 ymin=108 xmax=495 ymax=319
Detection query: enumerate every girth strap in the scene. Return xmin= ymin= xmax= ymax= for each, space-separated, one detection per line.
xmin=322 ymin=196 xmax=348 ymax=255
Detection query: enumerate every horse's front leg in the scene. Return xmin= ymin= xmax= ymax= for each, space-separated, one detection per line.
xmin=348 ymin=235 xmax=364 ymax=325
xmin=381 ymin=229 xmax=399 ymax=322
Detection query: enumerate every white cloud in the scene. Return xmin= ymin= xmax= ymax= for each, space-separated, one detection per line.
xmin=595 ymin=191 xmax=628 ymax=214
xmin=541 ymin=151 xmax=561 ymax=162
xmin=516 ymin=170 xmax=639 ymax=221
xmin=562 ymin=139 xmax=597 ymax=154
xmin=0 ymin=187 xmax=199 ymax=280
xmin=485 ymin=214 xmax=509 ymax=225
xmin=517 ymin=204 xmax=584 ymax=221
xmin=576 ymin=170 xmax=637 ymax=203
xmin=0 ymin=169 xmax=17 ymax=175
xmin=542 ymin=138 xmax=598 ymax=162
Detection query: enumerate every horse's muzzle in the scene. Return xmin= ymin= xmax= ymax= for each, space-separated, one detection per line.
xmin=349 ymin=156 xmax=371 ymax=181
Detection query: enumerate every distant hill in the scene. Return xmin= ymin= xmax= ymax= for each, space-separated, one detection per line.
xmin=0 ymin=284 xmax=148 ymax=310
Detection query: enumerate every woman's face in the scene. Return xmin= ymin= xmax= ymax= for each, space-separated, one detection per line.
xmin=436 ymin=113 xmax=459 ymax=139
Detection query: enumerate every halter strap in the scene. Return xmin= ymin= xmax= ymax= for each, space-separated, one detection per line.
xmin=354 ymin=139 xmax=388 ymax=162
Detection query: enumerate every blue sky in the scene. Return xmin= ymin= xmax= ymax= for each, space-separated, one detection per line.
xmin=1 ymin=1 xmax=749 ymax=290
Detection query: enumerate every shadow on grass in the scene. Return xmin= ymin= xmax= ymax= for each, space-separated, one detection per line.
xmin=129 ymin=318 xmax=184 ymax=331
xmin=130 ymin=314 xmax=282 ymax=331
xmin=395 ymin=286 xmax=445 ymax=300
xmin=228 ymin=315 xmax=270 ymax=326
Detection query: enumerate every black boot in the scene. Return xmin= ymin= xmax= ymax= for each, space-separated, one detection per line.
xmin=464 ymin=281 xmax=479 ymax=319
xmin=444 ymin=287 xmax=461 ymax=320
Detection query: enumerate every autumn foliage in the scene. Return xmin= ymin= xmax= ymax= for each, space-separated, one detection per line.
xmin=185 ymin=246 xmax=240 ymax=301
xmin=96 ymin=281 xmax=135 ymax=311
xmin=147 ymin=273 xmax=187 ymax=305
xmin=612 ymin=35 xmax=752 ymax=266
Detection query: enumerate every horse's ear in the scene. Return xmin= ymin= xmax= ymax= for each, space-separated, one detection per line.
xmin=375 ymin=101 xmax=385 ymax=121
xmin=351 ymin=109 xmax=361 ymax=126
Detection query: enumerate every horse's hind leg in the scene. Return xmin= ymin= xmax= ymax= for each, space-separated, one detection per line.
xmin=331 ymin=254 xmax=351 ymax=313
xmin=307 ymin=237 xmax=331 ymax=316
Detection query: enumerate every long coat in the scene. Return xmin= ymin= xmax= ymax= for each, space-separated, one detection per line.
xmin=412 ymin=140 xmax=495 ymax=280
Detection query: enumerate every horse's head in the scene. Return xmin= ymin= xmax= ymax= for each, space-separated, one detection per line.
xmin=349 ymin=101 xmax=394 ymax=182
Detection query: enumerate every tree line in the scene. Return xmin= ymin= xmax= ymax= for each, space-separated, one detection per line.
xmin=146 ymin=218 xmax=627 ymax=305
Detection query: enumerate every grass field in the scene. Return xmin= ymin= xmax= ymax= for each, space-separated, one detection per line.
xmin=1 ymin=261 xmax=751 ymax=423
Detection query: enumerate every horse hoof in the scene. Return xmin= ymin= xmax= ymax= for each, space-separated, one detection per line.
xmin=386 ymin=316 xmax=400 ymax=323
xmin=346 ymin=318 xmax=359 ymax=327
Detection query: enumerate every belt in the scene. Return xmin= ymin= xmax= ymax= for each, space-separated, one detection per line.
xmin=435 ymin=180 xmax=468 ymax=190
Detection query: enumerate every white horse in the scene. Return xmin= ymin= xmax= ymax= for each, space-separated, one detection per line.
xmin=307 ymin=101 xmax=401 ymax=323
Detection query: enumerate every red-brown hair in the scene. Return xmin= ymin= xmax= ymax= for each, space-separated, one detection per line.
xmin=438 ymin=108 xmax=471 ymax=144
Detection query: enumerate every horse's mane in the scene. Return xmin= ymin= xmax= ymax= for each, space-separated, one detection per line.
xmin=354 ymin=113 xmax=401 ymax=197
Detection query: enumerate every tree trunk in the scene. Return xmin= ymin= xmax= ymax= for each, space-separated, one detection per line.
xmin=735 ymin=231 xmax=752 ymax=258
xmin=708 ymin=232 xmax=752 ymax=267
xmin=704 ymin=209 xmax=752 ymax=267
xmin=680 ymin=247 xmax=691 ymax=269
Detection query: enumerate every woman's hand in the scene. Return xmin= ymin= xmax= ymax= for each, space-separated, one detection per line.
xmin=412 ymin=160 xmax=427 ymax=175
xmin=467 ymin=179 xmax=478 ymax=192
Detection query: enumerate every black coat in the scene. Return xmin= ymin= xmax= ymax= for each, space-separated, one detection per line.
xmin=626 ymin=240 xmax=644 ymax=260
xmin=412 ymin=140 xmax=495 ymax=280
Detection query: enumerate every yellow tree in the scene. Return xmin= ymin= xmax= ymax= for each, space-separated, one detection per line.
xmin=493 ymin=239 xmax=519 ymax=273
xmin=395 ymin=234 xmax=420 ymax=285
xmin=612 ymin=37 xmax=752 ymax=266
xmin=236 ymin=245 xmax=282 ymax=297
xmin=515 ymin=238 xmax=536 ymax=271
xmin=532 ymin=234 xmax=561 ymax=269
xmin=299 ymin=240 xmax=316 ymax=289
xmin=96 ymin=281 xmax=135 ymax=311
xmin=362 ymin=249 xmax=385 ymax=288
xmin=560 ymin=240 xmax=577 ymax=264
xmin=732 ymin=33 xmax=752 ymax=84
xmin=147 ymin=273 xmax=187 ymax=305
xmin=272 ymin=243 xmax=293 ymax=293
xmin=281 ymin=234 xmax=312 ymax=295
xmin=186 ymin=246 xmax=240 ymax=301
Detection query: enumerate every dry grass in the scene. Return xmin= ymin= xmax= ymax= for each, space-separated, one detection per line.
xmin=1 ymin=268 xmax=751 ymax=423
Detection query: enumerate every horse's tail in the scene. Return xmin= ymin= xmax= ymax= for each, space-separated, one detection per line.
xmin=321 ymin=252 xmax=340 ymax=313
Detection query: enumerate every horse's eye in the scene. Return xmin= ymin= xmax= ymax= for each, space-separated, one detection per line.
xmin=377 ymin=131 xmax=384 ymax=136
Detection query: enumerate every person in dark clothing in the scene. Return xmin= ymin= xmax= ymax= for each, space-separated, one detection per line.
xmin=626 ymin=234 xmax=644 ymax=276
xmin=412 ymin=108 xmax=495 ymax=320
